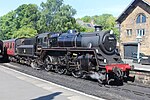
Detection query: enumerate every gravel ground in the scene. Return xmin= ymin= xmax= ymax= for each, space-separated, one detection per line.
xmin=1 ymin=62 xmax=150 ymax=100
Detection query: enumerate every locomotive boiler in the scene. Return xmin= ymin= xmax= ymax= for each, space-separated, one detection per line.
xmin=5 ymin=26 xmax=135 ymax=85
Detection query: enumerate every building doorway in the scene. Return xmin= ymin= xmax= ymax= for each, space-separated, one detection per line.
xmin=123 ymin=43 xmax=138 ymax=59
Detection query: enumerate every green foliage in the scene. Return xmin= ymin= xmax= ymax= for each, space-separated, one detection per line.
xmin=0 ymin=11 xmax=17 ymax=39
xmin=12 ymin=27 xmax=37 ymax=38
xmin=93 ymin=14 xmax=116 ymax=30
xmin=74 ymin=24 xmax=86 ymax=32
xmin=38 ymin=0 xmax=77 ymax=33
xmin=79 ymin=14 xmax=119 ymax=39
xmin=0 ymin=4 xmax=40 ymax=39
xmin=0 ymin=0 xmax=79 ymax=39
xmin=85 ymin=28 xmax=95 ymax=32
xmin=0 ymin=0 xmax=118 ymax=40
xmin=15 ymin=4 xmax=40 ymax=29
xmin=81 ymin=16 xmax=91 ymax=23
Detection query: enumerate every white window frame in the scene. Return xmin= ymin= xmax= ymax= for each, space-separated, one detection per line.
xmin=136 ymin=29 xmax=145 ymax=36
xmin=126 ymin=29 xmax=132 ymax=36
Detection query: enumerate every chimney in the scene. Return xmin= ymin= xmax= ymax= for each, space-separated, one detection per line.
xmin=94 ymin=26 xmax=103 ymax=32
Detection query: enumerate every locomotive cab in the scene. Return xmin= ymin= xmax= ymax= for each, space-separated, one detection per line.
xmin=49 ymin=33 xmax=60 ymax=47
xmin=35 ymin=32 xmax=52 ymax=53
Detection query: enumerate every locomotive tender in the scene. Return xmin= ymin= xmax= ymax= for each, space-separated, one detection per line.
xmin=4 ymin=26 xmax=135 ymax=84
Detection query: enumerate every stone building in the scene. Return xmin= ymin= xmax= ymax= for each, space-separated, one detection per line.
xmin=117 ymin=0 xmax=150 ymax=59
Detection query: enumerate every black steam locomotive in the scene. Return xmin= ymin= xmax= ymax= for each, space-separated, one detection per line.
xmin=5 ymin=26 xmax=134 ymax=84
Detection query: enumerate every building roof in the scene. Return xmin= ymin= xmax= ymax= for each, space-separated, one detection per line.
xmin=116 ymin=0 xmax=150 ymax=23
xmin=76 ymin=19 xmax=95 ymax=28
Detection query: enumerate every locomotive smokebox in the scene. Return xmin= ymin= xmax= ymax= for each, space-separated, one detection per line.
xmin=94 ymin=26 xmax=103 ymax=32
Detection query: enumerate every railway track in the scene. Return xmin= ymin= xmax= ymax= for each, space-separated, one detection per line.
xmin=1 ymin=62 xmax=150 ymax=100
xmin=104 ymin=83 xmax=150 ymax=99
xmin=130 ymin=70 xmax=150 ymax=85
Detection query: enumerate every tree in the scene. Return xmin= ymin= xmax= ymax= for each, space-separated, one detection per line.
xmin=0 ymin=0 xmax=83 ymax=39
xmin=38 ymin=0 xmax=77 ymax=33
xmin=79 ymin=14 xmax=119 ymax=38
xmin=93 ymin=14 xmax=116 ymax=30
xmin=81 ymin=16 xmax=91 ymax=23
xmin=12 ymin=27 xmax=37 ymax=38
xmin=15 ymin=4 xmax=40 ymax=31
xmin=0 ymin=11 xmax=17 ymax=39
xmin=74 ymin=23 xmax=86 ymax=32
xmin=0 ymin=4 xmax=40 ymax=39
xmin=95 ymin=14 xmax=119 ymax=39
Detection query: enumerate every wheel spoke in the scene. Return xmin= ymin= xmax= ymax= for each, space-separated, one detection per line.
xmin=44 ymin=55 xmax=53 ymax=71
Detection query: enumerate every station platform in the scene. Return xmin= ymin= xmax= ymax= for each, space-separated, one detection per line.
xmin=123 ymin=59 xmax=150 ymax=72
xmin=0 ymin=65 xmax=104 ymax=100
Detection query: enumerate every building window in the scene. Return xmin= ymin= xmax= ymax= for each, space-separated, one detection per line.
xmin=126 ymin=29 xmax=132 ymax=36
xmin=142 ymin=15 xmax=146 ymax=23
xmin=136 ymin=14 xmax=146 ymax=23
xmin=136 ymin=29 xmax=145 ymax=36
xmin=136 ymin=15 xmax=140 ymax=23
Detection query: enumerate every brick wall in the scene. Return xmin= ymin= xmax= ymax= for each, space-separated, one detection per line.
xmin=120 ymin=2 xmax=150 ymax=57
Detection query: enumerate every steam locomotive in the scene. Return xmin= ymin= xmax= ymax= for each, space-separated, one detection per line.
xmin=4 ymin=26 xmax=135 ymax=85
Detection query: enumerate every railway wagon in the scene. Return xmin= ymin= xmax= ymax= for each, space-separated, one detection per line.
xmin=3 ymin=39 xmax=25 ymax=62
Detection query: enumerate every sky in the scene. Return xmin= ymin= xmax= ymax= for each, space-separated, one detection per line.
xmin=0 ymin=0 xmax=133 ymax=18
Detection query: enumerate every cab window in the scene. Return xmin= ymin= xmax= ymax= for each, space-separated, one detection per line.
xmin=43 ymin=37 xmax=47 ymax=43
xmin=37 ymin=38 xmax=42 ymax=45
